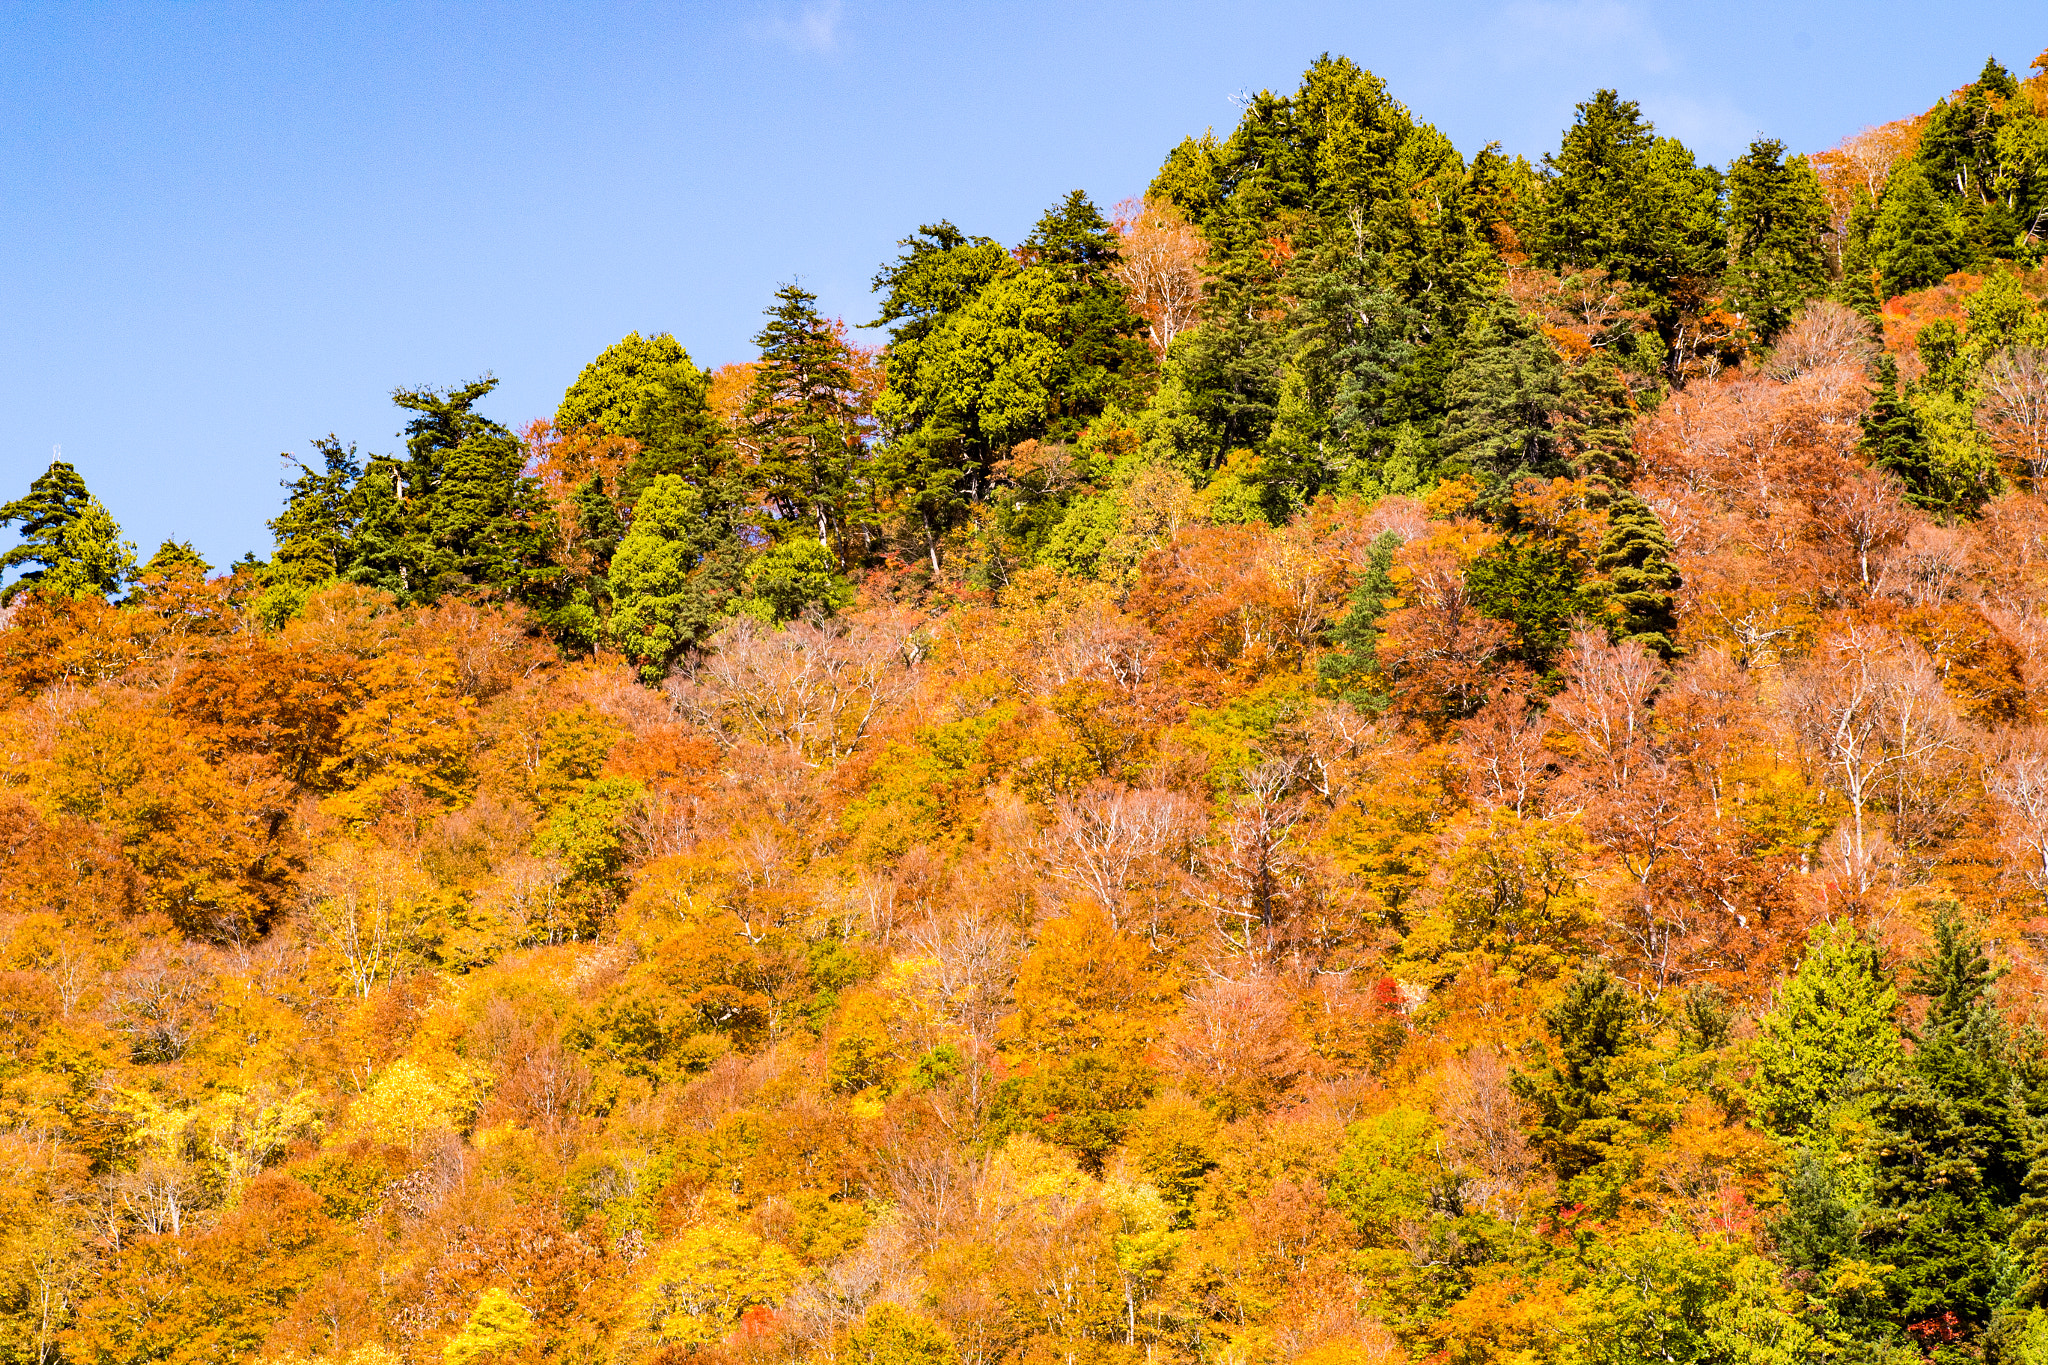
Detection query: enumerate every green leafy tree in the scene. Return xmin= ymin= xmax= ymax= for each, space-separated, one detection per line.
xmin=1750 ymin=921 xmax=1903 ymax=1143
xmin=841 ymin=1302 xmax=956 ymax=1365
xmin=556 ymin=331 xmax=730 ymax=502
xmin=1724 ymin=138 xmax=1833 ymax=344
xmin=607 ymin=475 xmax=743 ymax=680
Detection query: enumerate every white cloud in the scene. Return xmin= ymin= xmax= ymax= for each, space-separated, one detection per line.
xmin=1490 ymin=0 xmax=1669 ymax=73
xmin=758 ymin=0 xmax=843 ymax=54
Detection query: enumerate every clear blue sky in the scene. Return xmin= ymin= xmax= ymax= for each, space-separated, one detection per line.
xmin=1 ymin=1 xmax=2039 ymax=569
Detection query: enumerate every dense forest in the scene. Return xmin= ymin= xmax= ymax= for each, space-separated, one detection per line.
xmin=7 ymin=45 xmax=2048 ymax=1365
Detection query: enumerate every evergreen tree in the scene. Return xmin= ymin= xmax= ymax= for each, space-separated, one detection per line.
xmin=1317 ymin=529 xmax=1400 ymax=707
xmin=1437 ymin=302 xmax=1570 ymax=486
xmin=0 ymin=460 xmax=92 ymax=604
xmin=1556 ymin=356 xmax=1637 ymax=487
xmin=1871 ymin=163 xmax=1971 ymax=298
xmin=1751 ymin=922 xmax=1904 ymax=1144
xmin=1860 ymin=354 xmax=1934 ymax=498
xmin=1864 ymin=910 xmax=2029 ymax=1348
xmin=1588 ymin=492 xmax=1681 ymax=658
xmin=1537 ymin=90 xmax=1726 ymax=340
xmin=555 ymin=332 xmax=731 ymax=504
xmin=743 ymin=283 xmax=866 ymax=556
xmin=1512 ymin=967 xmax=1639 ymax=1184
xmin=269 ymin=436 xmax=363 ymax=594
xmin=0 ymin=461 xmax=136 ymax=604
xmin=391 ymin=377 xmax=555 ymax=603
xmin=137 ymin=539 xmax=210 ymax=583
xmin=1020 ymin=190 xmax=1155 ymax=433
xmin=36 ymin=497 xmax=137 ymax=602
xmin=1724 ymin=138 xmax=1833 ymax=344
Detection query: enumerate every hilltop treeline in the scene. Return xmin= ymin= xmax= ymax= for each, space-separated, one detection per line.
xmin=5 ymin=47 xmax=2048 ymax=1365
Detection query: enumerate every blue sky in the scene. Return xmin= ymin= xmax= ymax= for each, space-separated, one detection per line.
xmin=1 ymin=1 xmax=2040 ymax=569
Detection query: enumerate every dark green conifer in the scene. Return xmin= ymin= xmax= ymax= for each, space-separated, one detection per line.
xmin=0 ymin=460 xmax=92 ymax=604
xmin=1863 ymin=910 xmax=2029 ymax=1346
xmin=1590 ymin=491 xmax=1680 ymax=657
xmin=1724 ymin=138 xmax=1833 ymax=343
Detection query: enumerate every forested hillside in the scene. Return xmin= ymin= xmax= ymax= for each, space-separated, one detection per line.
xmin=8 ymin=47 xmax=2048 ymax=1365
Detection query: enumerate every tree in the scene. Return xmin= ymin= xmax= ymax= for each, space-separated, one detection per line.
xmin=0 ymin=460 xmax=90 ymax=603
xmin=1981 ymin=346 xmax=2048 ymax=487
xmin=390 ymin=377 xmax=555 ymax=602
xmin=1863 ymin=909 xmax=2029 ymax=1347
xmin=1512 ymin=966 xmax=1638 ymax=1184
xmin=1538 ymin=90 xmax=1726 ymax=354
xmin=841 ymin=1302 xmax=955 ymax=1365
xmin=1437 ymin=304 xmax=1570 ymax=485
xmin=991 ymin=905 xmax=1172 ymax=1169
xmin=443 ymin=1288 xmax=534 ymax=1365
xmin=607 ymin=474 xmax=742 ymax=680
xmin=741 ymin=284 xmax=870 ymax=555
xmin=0 ymin=461 xmax=135 ymax=604
xmin=555 ymin=331 xmax=730 ymax=502
xmin=1110 ymin=197 xmax=1207 ymax=353
xmin=1589 ymin=491 xmax=1680 ymax=657
xmin=1019 ymin=189 xmax=1156 ymax=434
xmin=1860 ymin=354 xmax=1935 ymax=503
xmin=1724 ymin=138 xmax=1833 ymax=344
xmin=1748 ymin=921 xmax=1902 ymax=1143
xmin=1870 ymin=163 xmax=1971 ymax=297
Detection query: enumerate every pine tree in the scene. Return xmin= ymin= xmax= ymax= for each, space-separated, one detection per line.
xmin=743 ymin=283 xmax=867 ymax=556
xmin=1587 ymin=491 xmax=1681 ymax=657
xmin=1724 ymin=138 xmax=1833 ymax=344
xmin=0 ymin=460 xmax=92 ymax=604
xmin=1864 ymin=910 xmax=2029 ymax=1346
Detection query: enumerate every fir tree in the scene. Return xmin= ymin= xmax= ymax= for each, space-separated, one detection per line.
xmin=1871 ymin=163 xmax=1971 ymax=298
xmin=1021 ymin=189 xmax=1155 ymax=434
xmin=1588 ymin=491 xmax=1680 ymax=658
xmin=1512 ymin=967 xmax=1639 ymax=1184
xmin=0 ymin=460 xmax=92 ymax=604
xmin=1860 ymin=354 xmax=1934 ymax=499
xmin=1437 ymin=302 xmax=1570 ymax=486
xmin=1863 ymin=910 xmax=2029 ymax=1346
xmin=1316 ymin=529 xmax=1400 ymax=707
xmin=137 ymin=539 xmax=210 ymax=583
xmin=1724 ymin=138 xmax=1833 ymax=344
xmin=743 ymin=283 xmax=866 ymax=555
